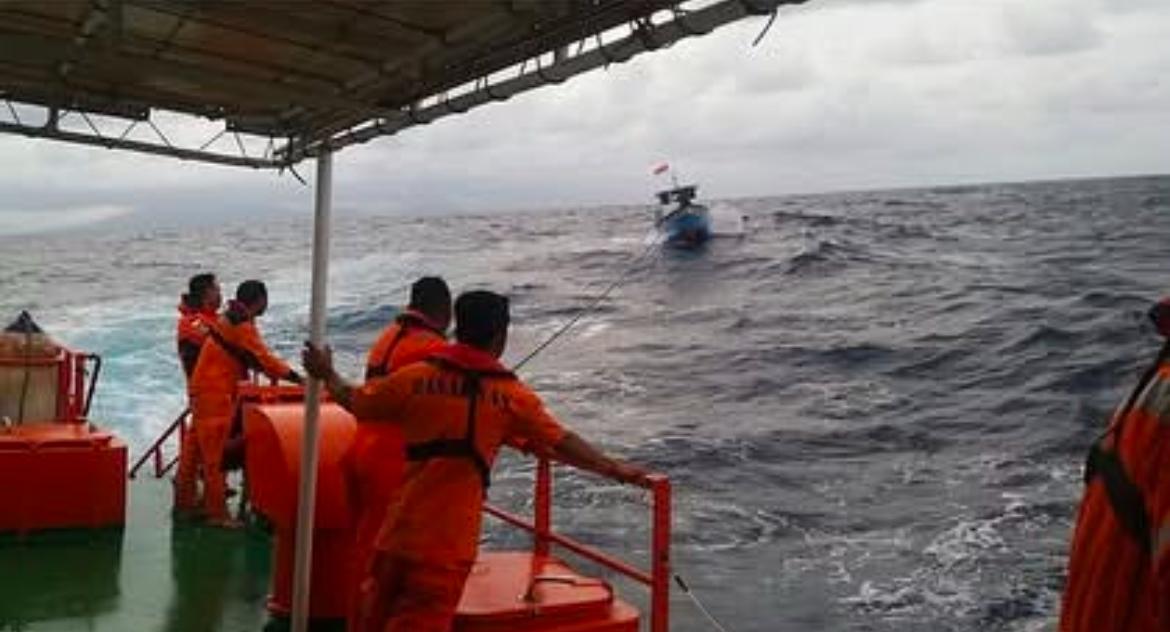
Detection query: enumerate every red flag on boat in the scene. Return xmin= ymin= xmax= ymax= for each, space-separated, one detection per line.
xmin=651 ymin=162 xmax=670 ymax=175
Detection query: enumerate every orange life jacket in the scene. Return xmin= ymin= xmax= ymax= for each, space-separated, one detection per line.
xmin=364 ymin=310 xmax=446 ymax=379
xmin=349 ymin=343 xmax=567 ymax=565
xmin=347 ymin=309 xmax=445 ymax=609
xmin=1061 ymin=350 xmax=1170 ymax=632
xmin=176 ymin=302 xmax=217 ymax=379
xmin=402 ymin=355 xmax=517 ymax=490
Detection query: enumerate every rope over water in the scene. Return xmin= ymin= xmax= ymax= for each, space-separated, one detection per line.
xmin=676 ymin=572 xmax=734 ymax=632
xmin=505 ymin=230 xmax=734 ymax=631
xmin=512 ymin=231 xmax=667 ymax=372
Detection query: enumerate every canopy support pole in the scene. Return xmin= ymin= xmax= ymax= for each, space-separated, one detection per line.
xmin=291 ymin=148 xmax=332 ymax=632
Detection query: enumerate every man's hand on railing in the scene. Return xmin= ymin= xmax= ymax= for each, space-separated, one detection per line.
xmin=554 ymin=431 xmax=653 ymax=487
xmin=607 ymin=460 xmax=653 ymax=487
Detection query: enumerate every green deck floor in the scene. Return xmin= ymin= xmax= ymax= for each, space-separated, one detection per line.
xmin=0 ymin=479 xmax=274 ymax=632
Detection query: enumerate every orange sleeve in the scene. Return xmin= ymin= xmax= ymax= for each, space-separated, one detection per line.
xmin=349 ymin=373 xmax=412 ymax=422
xmin=237 ymin=321 xmax=292 ymax=379
xmin=505 ymin=384 xmax=567 ymax=449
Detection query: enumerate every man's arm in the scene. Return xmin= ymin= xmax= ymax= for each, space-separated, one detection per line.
xmin=508 ymin=387 xmax=650 ymax=486
xmin=552 ymin=431 xmax=650 ymax=486
xmin=240 ymin=322 xmax=302 ymax=383
xmin=302 ymin=342 xmax=409 ymax=421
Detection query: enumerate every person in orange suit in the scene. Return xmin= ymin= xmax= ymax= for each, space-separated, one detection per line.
xmin=188 ymin=280 xmax=302 ymax=528
xmin=1060 ymin=297 xmax=1170 ymax=632
xmin=365 ymin=276 xmax=451 ymax=379
xmin=173 ymin=273 xmax=222 ymax=518
xmin=176 ymin=273 xmax=222 ymax=379
xmin=304 ymin=290 xmax=650 ymax=632
xmin=347 ymin=276 xmax=452 ymax=624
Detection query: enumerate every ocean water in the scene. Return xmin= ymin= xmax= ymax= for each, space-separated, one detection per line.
xmin=2 ymin=174 xmax=1169 ymax=631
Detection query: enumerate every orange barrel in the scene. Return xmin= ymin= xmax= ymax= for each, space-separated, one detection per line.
xmin=243 ymin=402 xmax=356 ymax=619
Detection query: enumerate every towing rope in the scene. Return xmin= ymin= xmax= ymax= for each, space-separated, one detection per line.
xmin=675 ymin=573 xmax=734 ymax=632
xmin=512 ymin=231 xmax=666 ymax=371
xmin=510 ymin=230 xmax=738 ymax=631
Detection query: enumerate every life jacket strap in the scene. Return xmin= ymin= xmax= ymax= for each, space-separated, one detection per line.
xmin=404 ymin=368 xmax=499 ymax=490
xmin=1081 ymin=345 xmax=1170 ymax=557
xmin=366 ymin=313 xmax=446 ymax=379
xmin=1085 ymin=442 xmax=1152 ymax=555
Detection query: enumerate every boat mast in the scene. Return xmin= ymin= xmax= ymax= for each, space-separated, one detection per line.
xmin=291 ymin=148 xmax=333 ymax=632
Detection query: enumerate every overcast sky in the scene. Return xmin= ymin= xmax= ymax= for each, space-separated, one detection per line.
xmin=0 ymin=0 xmax=1167 ymax=234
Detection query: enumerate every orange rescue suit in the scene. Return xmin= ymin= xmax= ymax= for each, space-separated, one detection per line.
xmin=182 ymin=306 xmax=294 ymax=522
xmin=350 ymin=343 xmax=567 ymax=632
xmin=347 ymin=310 xmax=446 ymax=623
xmin=173 ymin=302 xmax=217 ymax=514
xmin=1061 ymin=362 xmax=1170 ymax=632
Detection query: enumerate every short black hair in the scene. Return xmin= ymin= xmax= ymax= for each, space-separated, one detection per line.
xmin=236 ymin=280 xmax=268 ymax=306
xmin=455 ymin=291 xmax=510 ymax=348
xmin=185 ymin=273 xmax=217 ymax=308
xmin=1150 ymin=298 xmax=1170 ymax=337
xmin=409 ymin=276 xmax=451 ymax=315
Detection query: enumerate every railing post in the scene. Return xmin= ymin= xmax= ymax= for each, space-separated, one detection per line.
xmin=650 ymin=476 xmax=671 ymax=632
xmin=73 ymin=353 xmax=85 ymax=419
xmin=129 ymin=407 xmax=190 ymax=480
xmin=81 ymin=354 xmax=101 ymax=418
xmin=56 ymin=351 xmax=70 ymax=420
xmin=534 ymin=455 xmax=552 ymax=556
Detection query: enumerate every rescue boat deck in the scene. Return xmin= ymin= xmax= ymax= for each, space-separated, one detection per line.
xmin=0 ymin=478 xmax=273 ymax=631
xmin=1 ymin=471 xmax=663 ymax=631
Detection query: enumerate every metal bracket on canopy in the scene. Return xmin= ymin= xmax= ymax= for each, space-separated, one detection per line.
xmin=0 ymin=96 xmax=281 ymax=168
xmin=278 ymin=0 xmax=809 ymax=164
xmin=0 ymin=0 xmax=808 ymax=170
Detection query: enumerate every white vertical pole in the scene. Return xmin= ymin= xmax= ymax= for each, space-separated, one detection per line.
xmin=291 ymin=148 xmax=332 ymax=632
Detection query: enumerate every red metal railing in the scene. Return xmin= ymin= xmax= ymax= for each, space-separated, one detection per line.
xmin=127 ymin=382 xmax=672 ymax=629
xmin=483 ymin=457 xmax=672 ymax=632
xmin=129 ymin=381 xmax=303 ymax=480
xmin=128 ymin=407 xmax=189 ymax=479
xmin=62 ymin=350 xmax=101 ymax=420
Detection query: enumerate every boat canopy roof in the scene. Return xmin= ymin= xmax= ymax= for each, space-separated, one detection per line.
xmin=0 ymin=0 xmax=806 ymax=168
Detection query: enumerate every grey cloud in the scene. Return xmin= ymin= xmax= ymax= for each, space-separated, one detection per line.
xmin=1001 ymin=2 xmax=1103 ymax=57
xmin=1093 ymin=0 xmax=1170 ymax=15
xmin=0 ymin=0 xmax=1167 ymax=231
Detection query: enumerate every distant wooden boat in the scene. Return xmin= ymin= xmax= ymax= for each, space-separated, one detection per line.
xmin=655 ymin=185 xmax=712 ymax=248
